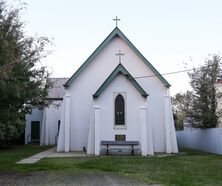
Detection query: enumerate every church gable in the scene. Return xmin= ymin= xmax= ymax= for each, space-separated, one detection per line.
xmin=93 ymin=63 xmax=148 ymax=98
xmin=64 ymin=27 xmax=170 ymax=88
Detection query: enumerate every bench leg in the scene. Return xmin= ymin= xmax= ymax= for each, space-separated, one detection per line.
xmin=106 ymin=144 xmax=109 ymax=155
xmin=132 ymin=145 xmax=134 ymax=155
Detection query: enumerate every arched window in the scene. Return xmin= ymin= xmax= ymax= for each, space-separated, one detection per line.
xmin=115 ymin=94 xmax=125 ymax=125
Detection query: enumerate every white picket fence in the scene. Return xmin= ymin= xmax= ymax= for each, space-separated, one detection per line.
xmin=177 ymin=128 xmax=222 ymax=155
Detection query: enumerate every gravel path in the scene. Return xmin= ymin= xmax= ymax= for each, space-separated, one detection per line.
xmin=0 ymin=171 xmax=159 ymax=186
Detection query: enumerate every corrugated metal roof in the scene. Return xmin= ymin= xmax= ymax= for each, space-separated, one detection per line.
xmin=47 ymin=78 xmax=68 ymax=99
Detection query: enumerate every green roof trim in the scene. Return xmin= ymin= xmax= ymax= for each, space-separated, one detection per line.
xmin=64 ymin=27 xmax=171 ymax=88
xmin=93 ymin=63 xmax=148 ymax=98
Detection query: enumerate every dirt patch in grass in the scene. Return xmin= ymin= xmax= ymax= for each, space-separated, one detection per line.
xmin=0 ymin=171 xmax=152 ymax=186
xmin=0 ymin=171 xmax=46 ymax=186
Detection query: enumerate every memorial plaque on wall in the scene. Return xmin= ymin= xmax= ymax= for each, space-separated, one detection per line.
xmin=115 ymin=135 xmax=126 ymax=141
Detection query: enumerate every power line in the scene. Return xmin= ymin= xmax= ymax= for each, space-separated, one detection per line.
xmin=133 ymin=63 xmax=219 ymax=79
xmin=1 ymin=67 xmax=196 ymax=80
xmin=133 ymin=68 xmax=194 ymax=79
xmin=1 ymin=61 xmax=219 ymax=79
xmin=0 ymin=67 xmax=209 ymax=79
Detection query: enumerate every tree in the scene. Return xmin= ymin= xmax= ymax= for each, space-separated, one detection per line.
xmin=172 ymin=55 xmax=222 ymax=129
xmin=172 ymin=91 xmax=193 ymax=114
xmin=172 ymin=91 xmax=193 ymax=130
xmin=187 ymin=55 xmax=222 ymax=128
xmin=0 ymin=1 xmax=52 ymax=146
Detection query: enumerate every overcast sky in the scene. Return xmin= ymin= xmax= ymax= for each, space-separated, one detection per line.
xmin=8 ymin=0 xmax=222 ymax=95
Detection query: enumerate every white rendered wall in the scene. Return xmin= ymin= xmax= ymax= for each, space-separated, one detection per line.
xmin=25 ymin=108 xmax=43 ymax=144
xmin=57 ymin=99 xmax=66 ymax=151
xmin=95 ymin=75 xmax=146 ymax=143
xmin=26 ymin=101 xmax=62 ymax=145
xmin=41 ymin=101 xmax=62 ymax=145
xmin=66 ymin=36 xmax=169 ymax=152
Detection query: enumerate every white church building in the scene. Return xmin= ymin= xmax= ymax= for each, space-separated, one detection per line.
xmin=25 ymin=78 xmax=67 ymax=145
xmin=26 ymin=24 xmax=178 ymax=156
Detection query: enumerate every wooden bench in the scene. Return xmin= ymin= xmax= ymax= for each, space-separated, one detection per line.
xmin=101 ymin=141 xmax=139 ymax=155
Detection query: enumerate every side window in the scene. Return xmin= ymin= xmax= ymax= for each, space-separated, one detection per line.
xmin=115 ymin=94 xmax=125 ymax=125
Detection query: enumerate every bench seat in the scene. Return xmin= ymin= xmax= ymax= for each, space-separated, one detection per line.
xmin=101 ymin=141 xmax=139 ymax=145
xmin=101 ymin=140 xmax=140 ymax=155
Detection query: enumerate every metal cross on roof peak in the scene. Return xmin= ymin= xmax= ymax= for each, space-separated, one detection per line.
xmin=116 ymin=50 xmax=124 ymax=63
xmin=113 ymin=16 xmax=120 ymax=27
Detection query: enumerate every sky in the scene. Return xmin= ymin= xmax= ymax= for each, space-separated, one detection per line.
xmin=7 ymin=0 xmax=222 ymax=95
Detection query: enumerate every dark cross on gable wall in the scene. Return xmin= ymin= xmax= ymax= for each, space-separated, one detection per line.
xmin=113 ymin=16 xmax=120 ymax=27
xmin=116 ymin=50 xmax=124 ymax=63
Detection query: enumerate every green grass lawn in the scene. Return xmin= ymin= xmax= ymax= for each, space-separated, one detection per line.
xmin=0 ymin=145 xmax=51 ymax=171
xmin=1 ymin=146 xmax=222 ymax=185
